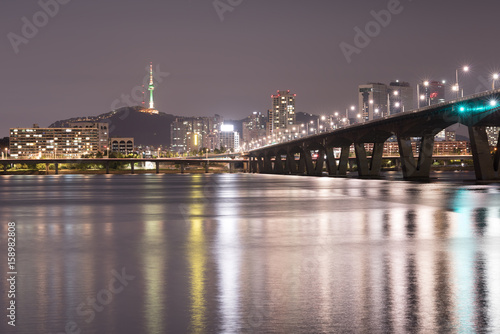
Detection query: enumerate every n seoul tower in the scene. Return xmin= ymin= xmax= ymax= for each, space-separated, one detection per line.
xmin=148 ymin=62 xmax=155 ymax=109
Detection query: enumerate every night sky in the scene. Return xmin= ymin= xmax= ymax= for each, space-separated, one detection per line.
xmin=2 ymin=0 xmax=500 ymax=137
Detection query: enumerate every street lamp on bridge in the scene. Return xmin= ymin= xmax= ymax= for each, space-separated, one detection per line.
xmin=455 ymin=65 xmax=469 ymax=98
xmin=492 ymin=73 xmax=499 ymax=90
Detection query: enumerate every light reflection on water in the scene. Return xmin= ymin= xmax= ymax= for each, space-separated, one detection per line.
xmin=0 ymin=173 xmax=500 ymax=333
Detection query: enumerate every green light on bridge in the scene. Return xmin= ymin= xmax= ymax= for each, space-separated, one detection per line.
xmin=457 ymin=100 xmax=498 ymax=113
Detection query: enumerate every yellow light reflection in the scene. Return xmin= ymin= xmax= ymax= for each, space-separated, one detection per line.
xmin=141 ymin=204 xmax=166 ymax=334
xmin=188 ymin=200 xmax=207 ymax=333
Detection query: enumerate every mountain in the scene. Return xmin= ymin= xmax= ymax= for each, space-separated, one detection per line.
xmin=49 ymin=106 xmax=177 ymax=147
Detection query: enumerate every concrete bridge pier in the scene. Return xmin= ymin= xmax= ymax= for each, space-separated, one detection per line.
xmin=55 ymin=163 xmax=59 ymax=175
xmin=469 ymin=126 xmax=497 ymax=180
xmin=254 ymin=159 xmax=260 ymax=173
xmin=105 ymin=161 xmax=110 ymax=174
xmin=3 ymin=164 xmax=6 ymax=173
xmin=348 ymin=159 xmax=355 ymax=172
xmin=274 ymin=155 xmax=285 ymax=174
xmin=326 ymin=146 xmax=349 ymax=176
xmin=354 ymin=142 xmax=384 ymax=177
xmin=303 ymin=151 xmax=316 ymax=176
xmin=257 ymin=156 xmax=264 ymax=173
xmin=286 ymin=152 xmax=297 ymax=174
xmin=397 ymin=135 xmax=435 ymax=179
xmin=180 ymin=163 xmax=185 ymax=174
xmin=494 ymin=131 xmax=500 ymax=175
xmin=229 ymin=162 xmax=234 ymax=173
xmin=251 ymin=158 xmax=259 ymax=173
xmin=45 ymin=163 xmax=50 ymax=175
xmin=131 ymin=162 xmax=135 ymax=174
xmin=263 ymin=154 xmax=273 ymax=174
xmin=298 ymin=155 xmax=307 ymax=175
xmin=313 ymin=150 xmax=325 ymax=175
xmin=156 ymin=161 xmax=160 ymax=174
xmin=205 ymin=161 xmax=209 ymax=173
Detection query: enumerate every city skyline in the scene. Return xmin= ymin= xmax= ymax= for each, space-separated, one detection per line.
xmin=4 ymin=2 xmax=500 ymax=333
xmin=2 ymin=1 xmax=500 ymax=137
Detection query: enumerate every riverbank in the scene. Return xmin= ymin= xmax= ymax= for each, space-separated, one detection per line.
xmin=0 ymin=165 xmax=474 ymax=175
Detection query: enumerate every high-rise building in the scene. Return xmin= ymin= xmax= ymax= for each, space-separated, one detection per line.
xmin=220 ymin=124 xmax=240 ymax=152
xmin=186 ymin=132 xmax=201 ymax=152
xmin=358 ymin=83 xmax=389 ymax=121
xmin=170 ymin=115 xmax=224 ymax=153
xmin=445 ymin=130 xmax=456 ymax=141
xmin=388 ymin=81 xmax=413 ymax=115
xmin=268 ymin=90 xmax=296 ymax=135
xmin=242 ymin=111 xmax=267 ymax=144
xmin=486 ymin=127 xmax=499 ymax=146
xmin=417 ymin=80 xmax=445 ymax=108
xmin=204 ymin=132 xmax=220 ymax=151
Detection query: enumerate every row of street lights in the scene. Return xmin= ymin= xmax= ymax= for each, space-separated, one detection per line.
xmin=454 ymin=66 xmax=500 ymax=96
xmin=248 ymin=66 xmax=500 ymax=150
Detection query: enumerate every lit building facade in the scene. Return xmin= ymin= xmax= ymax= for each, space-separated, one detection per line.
xmin=417 ymin=80 xmax=446 ymax=108
xmin=170 ymin=115 xmax=223 ymax=153
xmin=186 ymin=132 xmax=201 ymax=152
xmin=268 ymin=90 xmax=296 ymax=135
xmin=9 ymin=125 xmax=103 ymax=158
xmin=220 ymin=124 xmax=240 ymax=152
xmin=358 ymin=83 xmax=389 ymax=121
xmin=242 ymin=111 xmax=267 ymax=146
xmin=204 ymin=132 xmax=220 ymax=151
xmin=68 ymin=121 xmax=109 ymax=152
xmin=486 ymin=127 xmax=499 ymax=146
xmin=388 ymin=81 xmax=413 ymax=115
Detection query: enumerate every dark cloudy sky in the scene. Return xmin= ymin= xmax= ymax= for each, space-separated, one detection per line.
xmin=1 ymin=0 xmax=500 ymax=137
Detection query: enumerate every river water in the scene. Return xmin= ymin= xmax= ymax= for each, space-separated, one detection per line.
xmin=1 ymin=172 xmax=500 ymax=333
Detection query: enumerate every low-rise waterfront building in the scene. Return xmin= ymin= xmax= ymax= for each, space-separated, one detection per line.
xmin=9 ymin=124 xmax=104 ymax=158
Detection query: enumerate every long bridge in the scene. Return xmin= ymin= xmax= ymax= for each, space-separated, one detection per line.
xmin=248 ymin=89 xmax=500 ymax=180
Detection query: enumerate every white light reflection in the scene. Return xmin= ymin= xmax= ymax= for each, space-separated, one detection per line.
xmin=449 ymin=189 xmax=477 ymax=333
xmin=141 ymin=203 xmax=166 ymax=334
xmin=216 ymin=178 xmax=242 ymax=333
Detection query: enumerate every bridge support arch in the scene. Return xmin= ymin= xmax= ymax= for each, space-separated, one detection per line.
xmin=325 ymin=145 xmax=350 ymax=176
xmin=354 ymin=142 xmax=384 ymax=177
xmin=397 ymin=134 xmax=435 ymax=179
xmin=257 ymin=154 xmax=265 ymax=173
xmin=274 ymin=149 xmax=288 ymax=174
xmin=305 ymin=143 xmax=326 ymax=176
xmin=263 ymin=151 xmax=274 ymax=174
xmin=287 ymin=146 xmax=308 ymax=175
xmin=469 ymin=126 xmax=500 ymax=180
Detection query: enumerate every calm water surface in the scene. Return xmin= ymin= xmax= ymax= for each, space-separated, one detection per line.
xmin=1 ymin=173 xmax=500 ymax=333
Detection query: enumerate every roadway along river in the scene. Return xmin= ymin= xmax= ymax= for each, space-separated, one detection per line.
xmin=0 ymin=172 xmax=499 ymax=333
